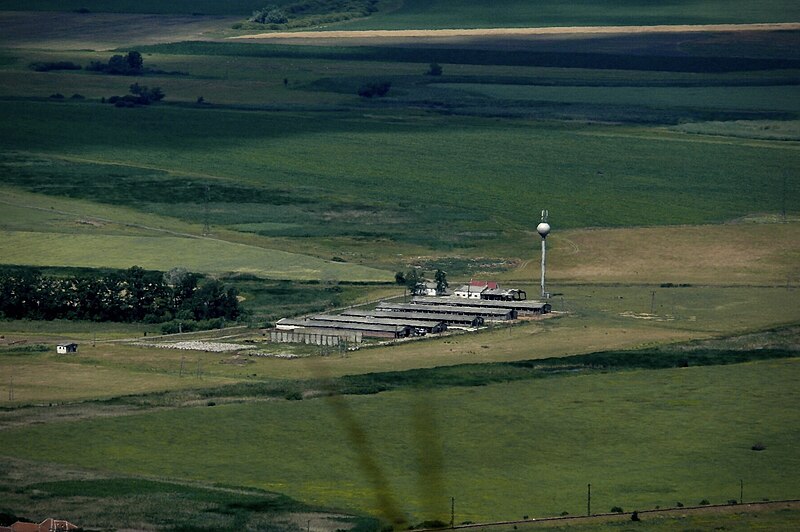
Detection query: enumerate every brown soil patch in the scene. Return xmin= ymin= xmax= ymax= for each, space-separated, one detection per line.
xmin=0 ymin=12 xmax=238 ymax=50
xmin=504 ymin=222 xmax=800 ymax=285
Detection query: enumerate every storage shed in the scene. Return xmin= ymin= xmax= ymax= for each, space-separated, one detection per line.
xmin=56 ymin=343 xmax=78 ymax=354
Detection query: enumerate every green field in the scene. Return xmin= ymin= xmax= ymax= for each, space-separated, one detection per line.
xmin=1 ymin=103 xmax=797 ymax=254
xmin=2 ymin=359 xmax=798 ymax=524
xmin=0 ymin=229 xmax=390 ymax=281
xmin=338 ymin=0 xmax=800 ymax=29
xmin=4 ymin=0 xmax=799 ymax=27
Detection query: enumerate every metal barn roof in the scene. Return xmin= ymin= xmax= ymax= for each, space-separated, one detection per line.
xmin=342 ymin=309 xmax=484 ymax=326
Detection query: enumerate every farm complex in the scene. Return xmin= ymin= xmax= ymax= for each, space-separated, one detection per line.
xmin=276 ymin=281 xmax=551 ymax=341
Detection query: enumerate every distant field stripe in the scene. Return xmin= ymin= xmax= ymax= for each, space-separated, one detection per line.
xmin=0 ymin=230 xmax=391 ymax=281
xmin=233 ymin=23 xmax=800 ymax=40
xmin=432 ymin=83 xmax=800 ymax=113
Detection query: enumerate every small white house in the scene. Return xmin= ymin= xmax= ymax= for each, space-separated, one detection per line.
xmin=454 ymin=280 xmax=498 ymax=299
xmin=414 ymin=282 xmax=442 ymax=296
xmin=56 ymin=343 xmax=78 ymax=354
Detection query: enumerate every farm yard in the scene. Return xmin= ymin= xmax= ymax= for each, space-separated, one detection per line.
xmin=0 ymin=0 xmax=799 ymax=530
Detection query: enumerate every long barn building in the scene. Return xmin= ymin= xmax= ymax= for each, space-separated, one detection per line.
xmin=412 ymin=296 xmax=551 ymax=316
xmin=342 ymin=308 xmax=484 ymax=327
xmin=377 ymin=302 xmax=517 ymax=321
xmin=277 ymin=318 xmax=411 ymax=338
xmin=310 ymin=314 xmax=447 ymax=334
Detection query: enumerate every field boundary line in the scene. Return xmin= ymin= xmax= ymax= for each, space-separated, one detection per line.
xmin=418 ymin=499 xmax=800 ymax=530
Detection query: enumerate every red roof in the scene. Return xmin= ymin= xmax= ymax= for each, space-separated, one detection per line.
xmin=469 ymin=280 xmax=498 ymax=289
xmin=10 ymin=519 xmax=78 ymax=532
xmin=10 ymin=523 xmax=39 ymax=532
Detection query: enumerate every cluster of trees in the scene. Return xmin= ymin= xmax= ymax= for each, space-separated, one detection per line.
xmin=105 ymin=82 xmax=165 ymax=107
xmin=358 ymin=81 xmax=391 ymax=98
xmin=426 ymin=62 xmax=443 ymax=76
xmin=238 ymin=0 xmax=379 ymax=29
xmin=249 ymin=5 xmax=288 ymax=24
xmin=0 ymin=266 xmax=240 ymax=324
xmin=87 ymin=51 xmax=144 ymax=75
xmin=394 ymin=268 xmax=448 ymax=293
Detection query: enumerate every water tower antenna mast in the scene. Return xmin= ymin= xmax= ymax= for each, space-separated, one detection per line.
xmin=536 ymin=210 xmax=551 ymax=298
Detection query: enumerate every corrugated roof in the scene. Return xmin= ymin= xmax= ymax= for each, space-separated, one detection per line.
xmin=413 ymin=296 xmax=549 ymax=311
xmin=378 ymin=302 xmax=515 ymax=317
xmin=311 ymin=314 xmax=446 ymax=329
xmin=342 ymin=309 xmax=483 ymax=325
xmin=278 ymin=318 xmax=408 ymax=333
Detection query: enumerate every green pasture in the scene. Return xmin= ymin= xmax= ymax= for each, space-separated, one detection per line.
xmin=1 ymin=359 xmax=798 ymax=524
xmin=0 ymin=0 xmax=280 ymax=15
xmin=0 ymin=102 xmax=797 ymax=245
xmin=0 ymin=229 xmax=390 ymax=281
xmin=338 ymin=0 xmax=800 ymax=29
xmin=5 ymin=0 xmax=799 ymax=27
xmin=0 ymin=458 xmax=355 ymax=532
xmin=433 ymin=83 xmax=800 ymax=113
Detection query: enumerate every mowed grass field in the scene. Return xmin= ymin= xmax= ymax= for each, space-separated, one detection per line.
xmin=0 ymin=229 xmax=391 ymax=281
xmin=1 ymin=359 xmax=798 ymax=524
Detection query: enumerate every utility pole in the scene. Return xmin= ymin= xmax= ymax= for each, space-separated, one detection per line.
xmin=740 ymin=479 xmax=744 ymax=504
xmin=8 ymin=373 xmax=13 ymax=402
xmin=203 ymin=184 xmax=211 ymax=236
xmin=587 ymin=484 xmax=591 ymax=516
xmin=650 ymin=290 xmax=656 ymax=314
xmin=782 ymin=173 xmax=787 ymax=222
xmin=450 ymin=496 xmax=455 ymax=528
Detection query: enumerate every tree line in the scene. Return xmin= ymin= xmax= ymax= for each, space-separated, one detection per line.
xmin=0 ymin=266 xmax=240 ymax=324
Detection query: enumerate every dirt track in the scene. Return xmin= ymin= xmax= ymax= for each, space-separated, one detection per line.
xmin=231 ymin=22 xmax=800 ymax=42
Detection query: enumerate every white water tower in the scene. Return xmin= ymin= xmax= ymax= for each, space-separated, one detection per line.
xmin=537 ymin=210 xmax=550 ymax=298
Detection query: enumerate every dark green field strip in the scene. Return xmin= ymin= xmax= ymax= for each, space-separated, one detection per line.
xmin=5 ymin=0 xmax=800 ymax=26
xmin=343 ymin=0 xmax=800 ymax=29
xmin=28 ymin=478 xmax=304 ymax=509
xmin=0 ymin=0 xmax=270 ymax=15
xmin=137 ymin=41 xmax=800 ymax=73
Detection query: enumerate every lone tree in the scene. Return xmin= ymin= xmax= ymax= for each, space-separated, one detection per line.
xmin=426 ymin=62 xmax=443 ymax=76
xmin=434 ymin=269 xmax=448 ymax=293
xmin=358 ymin=81 xmax=391 ymax=98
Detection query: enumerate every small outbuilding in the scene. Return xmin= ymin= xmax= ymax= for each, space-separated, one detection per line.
xmin=56 ymin=343 xmax=78 ymax=354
